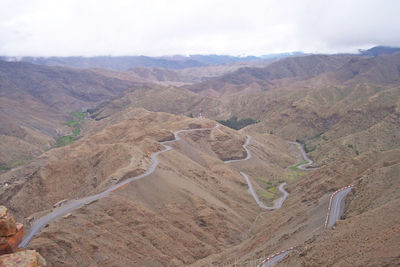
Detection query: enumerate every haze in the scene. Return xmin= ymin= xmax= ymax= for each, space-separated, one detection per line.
xmin=1 ymin=0 xmax=400 ymax=56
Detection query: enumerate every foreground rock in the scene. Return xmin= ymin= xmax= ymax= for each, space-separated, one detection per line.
xmin=0 ymin=206 xmax=46 ymax=266
xmin=0 ymin=249 xmax=45 ymax=267
xmin=0 ymin=207 xmax=23 ymax=254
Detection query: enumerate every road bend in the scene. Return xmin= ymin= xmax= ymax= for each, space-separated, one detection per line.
xmin=327 ymin=186 xmax=353 ymax=227
xmin=287 ymin=141 xmax=314 ymax=170
xmin=21 ymin=124 xmax=220 ymax=248
xmin=225 ymin=135 xmax=289 ymax=210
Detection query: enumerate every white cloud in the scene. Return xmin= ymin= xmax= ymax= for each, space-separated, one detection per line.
xmin=0 ymin=0 xmax=400 ymax=56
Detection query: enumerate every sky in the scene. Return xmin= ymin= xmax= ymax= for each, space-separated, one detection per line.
xmin=1 ymin=0 xmax=400 ymax=57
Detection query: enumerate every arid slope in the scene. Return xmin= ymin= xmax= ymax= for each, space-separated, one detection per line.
xmin=0 ymin=108 xmax=294 ymax=266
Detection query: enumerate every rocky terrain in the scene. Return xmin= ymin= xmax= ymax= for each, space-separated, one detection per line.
xmin=0 ymin=206 xmax=46 ymax=266
xmin=0 ymin=60 xmax=143 ymax=169
xmin=0 ymin=108 xmax=295 ymax=266
xmin=0 ymin=48 xmax=399 ymax=266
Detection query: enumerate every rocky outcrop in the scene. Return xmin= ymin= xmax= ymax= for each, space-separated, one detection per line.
xmin=0 ymin=206 xmax=24 ymax=254
xmin=0 ymin=250 xmax=40 ymax=267
xmin=0 ymin=206 xmax=46 ymax=266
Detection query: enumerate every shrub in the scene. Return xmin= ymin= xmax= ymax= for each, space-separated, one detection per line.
xmin=217 ymin=116 xmax=258 ymax=130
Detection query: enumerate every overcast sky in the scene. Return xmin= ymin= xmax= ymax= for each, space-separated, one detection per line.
xmin=1 ymin=0 xmax=400 ymax=57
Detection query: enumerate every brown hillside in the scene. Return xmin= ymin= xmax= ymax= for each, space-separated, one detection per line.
xmin=184 ymin=55 xmax=352 ymax=97
xmin=0 ymin=60 xmax=138 ymax=168
xmin=0 ymin=108 xmax=294 ymax=266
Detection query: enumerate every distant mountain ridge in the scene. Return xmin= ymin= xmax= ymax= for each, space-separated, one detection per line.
xmin=0 ymin=53 xmax=300 ymax=71
xmin=184 ymin=54 xmax=353 ymax=96
xmin=359 ymin=45 xmax=400 ymax=56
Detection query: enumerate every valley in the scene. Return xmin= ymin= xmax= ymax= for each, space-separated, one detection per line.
xmin=0 ymin=47 xmax=399 ymax=266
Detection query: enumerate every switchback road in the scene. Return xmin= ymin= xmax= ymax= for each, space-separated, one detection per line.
xmin=288 ymin=141 xmax=314 ymax=169
xmin=21 ymin=124 xmax=220 ymax=248
xmin=225 ymin=135 xmax=289 ymax=210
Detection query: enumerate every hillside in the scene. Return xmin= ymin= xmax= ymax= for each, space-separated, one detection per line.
xmin=0 ymin=108 xmax=295 ymax=266
xmin=240 ymin=53 xmax=400 ymax=165
xmin=86 ymin=53 xmax=400 ymax=168
xmin=78 ymin=52 xmax=400 ymax=265
xmin=0 ymin=60 xmax=138 ymax=169
xmin=83 ymin=60 xmax=274 ymax=86
xmin=0 ymin=50 xmax=399 ymax=266
xmin=184 ymin=54 xmax=353 ymax=97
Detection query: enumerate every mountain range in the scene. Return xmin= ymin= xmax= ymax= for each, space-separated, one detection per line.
xmin=0 ymin=46 xmax=399 ymax=266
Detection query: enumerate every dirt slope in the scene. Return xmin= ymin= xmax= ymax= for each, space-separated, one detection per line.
xmin=0 ymin=108 xmax=294 ymax=266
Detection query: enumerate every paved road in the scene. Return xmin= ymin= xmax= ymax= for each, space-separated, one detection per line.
xmin=327 ymin=187 xmax=353 ymax=227
xmin=288 ymin=141 xmax=313 ymax=170
xmin=224 ymin=135 xmax=252 ymax=163
xmin=225 ymin=135 xmax=289 ymax=210
xmin=257 ymin=142 xmax=316 ymax=266
xmin=21 ymin=124 xmax=220 ymax=248
xmin=241 ymin=172 xmax=289 ymax=210
xmin=261 ymin=251 xmax=291 ymax=267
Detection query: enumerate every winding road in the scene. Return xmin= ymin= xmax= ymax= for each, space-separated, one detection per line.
xmin=258 ymin=143 xmax=355 ymax=266
xmin=21 ymin=124 xmax=289 ymax=249
xmin=21 ymin=124 xmax=219 ymax=248
xmin=257 ymin=141 xmax=315 ymax=267
xmin=287 ymin=141 xmax=314 ymax=170
xmin=224 ymin=135 xmax=289 ymax=210
xmin=326 ymin=186 xmax=354 ymax=228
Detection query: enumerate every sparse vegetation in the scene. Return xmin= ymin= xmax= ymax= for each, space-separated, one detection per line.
xmin=0 ymin=166 xmax=10 ymax=171
xmin=65 ymin=120 xmax=79 ymax=127
xmin=217 ymin=116 xmax=258 ymax=130
xmin=288 ymin=171 xmax=305 ymax=180
xmin=258 ymin=190 xmax=274 ymax=199
xmin=289 ymin=161 xmax=307 ymax=171
xmin=0 ymin=160 xmax=27 ymax=171
xmin=73 ymin=128 xmax=80 ymax=136
xmin=71 ymin=111 xmax=88 ymax=120
xmin=56 ymin=136 xmax=73 ymax=147
xmin=56 ymin=111 xmax=86 ymax=147
xmin=268 ymin=186 xmax=276 ymax=193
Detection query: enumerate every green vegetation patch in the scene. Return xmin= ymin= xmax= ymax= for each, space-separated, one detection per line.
xmin=10 ymin=160 xmax=25 ymax=167
xmin=289 ymin=161 xmax=307 ymax=171
xmin=267 ymin=186 xmax=276 ymax=193
xmin=55 ymin=110 xmax=87 ymax=147
xmin=71 ymin=111 xmax=87 ymax=120
xmin=65 ymin=120 xmax=79 ymax=127
xmin=56 ymin=136 xmax=73 ymax=147
xmin=0 ymin=160 xmax=28 ymax=171
xmin=73 ymin=128 xmax=80 ymax=137
xmin=258 ymin=190 xmax=274 ymax=199
xmin=217 ymin=116 xmax=259 ymax=130
xmin=0 ymin=166 xmax=11 ymax=171
xmin=288 ymin=172 xmax=306 ymax=180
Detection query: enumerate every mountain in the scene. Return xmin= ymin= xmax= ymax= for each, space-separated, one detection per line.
xmin=186 ymin=52 xmax=400 ymax=265
xmin=359 ymin=45 xmax=400 ymax=57
xmin=0 ymin=60 xmax=138 ymax=169
xmin=0 ymin=56 xmax=207 ymax=71
xmin=0 ymin=55 xmax=266 ymax=72
xmin=184 ymin=54 xmax=353 ymax=97
xmin=0 ymin=50 xmax=399 ymax=266
xmin=0 ymin=53 xmax=301 ymax=72
xmin=0 ymin=108 xmax=294 ymax=266
xmin=328 ymin=52 xmax=400 ymax=85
